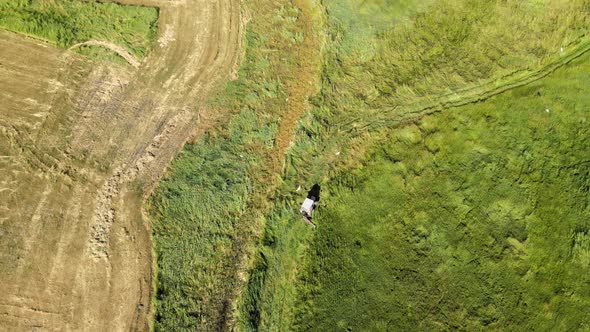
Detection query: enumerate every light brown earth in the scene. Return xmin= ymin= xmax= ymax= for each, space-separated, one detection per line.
xmin=0 ymin=0 xmax=245 ymax=330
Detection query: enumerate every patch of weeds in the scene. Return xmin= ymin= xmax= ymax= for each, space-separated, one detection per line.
xmin=76 ymin=45 xmax=128 ymax=65
xmin=0 ymin=0 xmax=158 ymax=58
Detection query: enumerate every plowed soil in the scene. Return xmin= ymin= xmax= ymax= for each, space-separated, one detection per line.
xmin=0 ymin=0 xmax=244 ymax=330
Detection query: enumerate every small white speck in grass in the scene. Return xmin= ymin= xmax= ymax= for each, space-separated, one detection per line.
xmin=335 ymin=151 xmax=341 ymax=156
xmin=545 ymin=109 xmax=550 ymax=113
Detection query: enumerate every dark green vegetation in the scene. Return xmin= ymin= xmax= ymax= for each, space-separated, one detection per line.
xmin=295 ymin=52 xmax=590 ymax=331
xmin=148 ymin=0 xmax=320 ymax=330
xmin=0 ymin=0 xmax=158 ymax=57
xmin=150 ymin=138 xmax=251 ymax=329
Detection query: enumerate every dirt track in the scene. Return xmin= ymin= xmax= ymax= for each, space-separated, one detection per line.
xmin=0 ymin=0 xmax=244 ymax=330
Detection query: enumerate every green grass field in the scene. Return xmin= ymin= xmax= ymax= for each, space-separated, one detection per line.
xmin=149 ymin=137 xmax=251 ymax=329
xmin=294 ymin=51 xmax=590 ymax=331
xmin=146 ymin=0 xmax=589 ymax=330
xmin=148 ymin=0 xmax=321 ymax=330
xmin=236 ymin=0 xmax=590 ymax=331
xmin=0 ymin=0 xmax=158 ymax=58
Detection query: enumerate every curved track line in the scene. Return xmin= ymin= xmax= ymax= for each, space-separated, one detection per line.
xmin=69 ymin=40 xmax=141 ymax=67
xmin=367 ymin=37 xmax=590 ymax=130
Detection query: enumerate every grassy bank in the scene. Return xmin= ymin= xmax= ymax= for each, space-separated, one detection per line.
xmin=295 ymin=51 xmax=590 ymax=330
xmin=0 ymin=0 xmax=158 ymax=58
xmin=277 ymin=0 xmax=589 ymax=196
xmin=148 ymin=0 xmax=321 ymax=330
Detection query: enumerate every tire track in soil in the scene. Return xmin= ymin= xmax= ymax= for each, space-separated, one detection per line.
xmin=0 ymin=0 xmax=246 ymax=330
xmin=75 ymin=0 xmax=246 ymax=329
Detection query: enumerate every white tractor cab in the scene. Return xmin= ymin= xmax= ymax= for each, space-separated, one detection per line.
xmin=300 ymin=184 xmax=320 ymax=228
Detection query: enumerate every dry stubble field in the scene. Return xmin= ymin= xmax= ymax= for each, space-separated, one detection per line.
xmin=0 ymin=0 xmax=245 ymax=330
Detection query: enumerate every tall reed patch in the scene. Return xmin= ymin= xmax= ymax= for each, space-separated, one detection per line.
xmin=148 ymin=0 xmax=322 ymax=330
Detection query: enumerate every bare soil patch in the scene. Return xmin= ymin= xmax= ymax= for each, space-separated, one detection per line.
xmin=0 ymin=0 xmax=244 ymax=329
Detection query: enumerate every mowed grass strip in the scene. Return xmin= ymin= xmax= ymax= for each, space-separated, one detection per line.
xmin=0 ymin=0 xmax=158 ymax=58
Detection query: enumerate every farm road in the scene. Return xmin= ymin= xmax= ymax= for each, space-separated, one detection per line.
xmin=0 ymin=0 xmax=244 ymax=330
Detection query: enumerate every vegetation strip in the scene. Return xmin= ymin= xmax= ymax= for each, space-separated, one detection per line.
xmin=148 ymin=0 xmax=589 ymax=330
xmin=69 ymin=40 xmax=141 ymax=67
xmin=148 ymin=0 xmax=322 ymax=330
xmin=236 ymin=0 xmax=590 ymax=330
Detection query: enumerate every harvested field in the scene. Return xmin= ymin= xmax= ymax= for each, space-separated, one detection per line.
xmin=0 ymin=0 xmax=244 ymax=330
